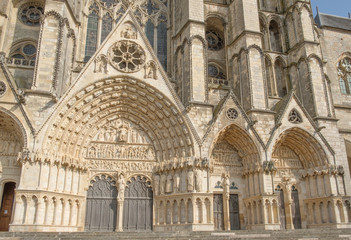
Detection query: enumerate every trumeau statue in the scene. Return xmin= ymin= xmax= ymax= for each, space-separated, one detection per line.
xmin=165 ymin=172 xmax=173 ymax=193
xmin=173 ymin=171 xmax=180 ymax=193
xmin=154 ymin=174 xmax=160 ymax=196
xmin=160 ymin=173 xmax=166 ymax=195
xmin=117 ymin=173 xmax=126 ymax=200
xmin=194 ymin=168 xmax=202 ymax=193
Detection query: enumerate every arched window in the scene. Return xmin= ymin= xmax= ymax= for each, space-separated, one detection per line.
xmin=134 ymin=0 xmax=169 ymax=71
xmin=208 ymin=63 xmax=228 ymax=88
xmin=84 ymin=0 xmax=127 ymax=62
xmin=208 ymin=64 xmax=226 ymax=79
xmin=260 ymin=18 xmax=268 ymax=50
xmin=265 ymin=57 xmax=274 ymax=96
xmin=337 ymin=57 xmax=351 ymax=94
xmin=275 ymin=59 xmax=287 ymax=97
xmin=9 ymin=40 xmax=37 ymax=66
xmin=269 ymin=20 xmax=282 ymax=52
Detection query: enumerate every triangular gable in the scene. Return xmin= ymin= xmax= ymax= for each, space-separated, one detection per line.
xmin=0 ymin=59 xmax=35 ymax=134
xmin=268 ymin=91 xmax=335 ymax=155
xmin=37 ymin=10 xmax=201 ymax=144
xmin=202 ymin=90 xmax=265 ymax=149
xmin=60 ymin=10 xmax=176 ymax=103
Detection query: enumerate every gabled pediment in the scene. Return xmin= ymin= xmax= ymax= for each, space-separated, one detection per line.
xmin=61 ymin=10 xmax=180 ymax=110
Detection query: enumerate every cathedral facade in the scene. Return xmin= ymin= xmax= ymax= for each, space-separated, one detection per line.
xmin=0 ymin=0 xmax=351 ymax=232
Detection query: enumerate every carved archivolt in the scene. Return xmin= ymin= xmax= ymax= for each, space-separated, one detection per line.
xmin=44 ymin=78 xmax=194 ymax=163
xmin=108 ymin=40 xmax=145 ymax=73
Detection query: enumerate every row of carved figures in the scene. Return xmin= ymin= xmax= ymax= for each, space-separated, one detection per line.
xmin=87 ymin=144 xmax=155 ymax=160
xmin=153 ymin=167 xmax=206 ymax=195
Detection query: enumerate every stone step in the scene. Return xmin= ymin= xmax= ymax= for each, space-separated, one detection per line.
xmin=2 ymin=229 xmax=351 ymax=240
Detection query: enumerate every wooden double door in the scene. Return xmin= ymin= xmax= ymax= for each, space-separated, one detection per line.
xmin=85 ymin=175 xmax=153 ymax=232
xmin=0 ymin=182 xmax=16 ymax=231
xmin=213 ymin=194 xmax=240 ymax=230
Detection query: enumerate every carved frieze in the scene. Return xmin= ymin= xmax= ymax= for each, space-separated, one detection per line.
xmin=86 ymin=119 xmax=156 ymax=161
xmin=87 ymin=160 xmax=156 ymax=172
xmin=211 ymin=140 xmax=242 ymax=169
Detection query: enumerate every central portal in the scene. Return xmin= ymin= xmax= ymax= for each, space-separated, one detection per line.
xmin=123 ymin=176 xmax=153 ymax=231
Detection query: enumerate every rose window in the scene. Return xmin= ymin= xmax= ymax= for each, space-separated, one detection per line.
xmin=109 ymin=41 xmax=146 ymax=73
xmin=226 ymin=108 xmax=238 ymax=120
xmin=19 ymin=3 xmax=44 ymax=26
xmin=206 ymin=30 xmax=224 ymax=51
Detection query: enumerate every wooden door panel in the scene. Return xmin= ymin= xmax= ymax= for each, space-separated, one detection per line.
xmin=84 ymin=175 xmax=117 ymax=232
xmin=0 ymin=182 xmax=16 ymax=232
xmin=229 ymin=194 xmax=240 ymax=230
xmin=278 ymin=190 xmax=286 ymax=230
xmin=123 ymin=176 xmax=153 ymax=232
xmin=213 ymin=194 xmax=224 ymax=230
xmin=291 ymin=188 xmax=302 ymax=229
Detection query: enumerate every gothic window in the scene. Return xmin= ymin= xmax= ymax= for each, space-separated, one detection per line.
xmin=134 ymin=0 xmax=169 ymax=71
xmin=337 ymin=57 xmax=351 ymax=94
xmin=85 ymin=10 xmax=99 ymax=61
xmin=101 ymin=13 xmax=113 ymax=44
xmin=206 ymin=29 xmax=224 ymax=51
xmin=9 ymin=41 xmax=37 ymax=61
xmin=84 ymin=0 xmax=127 ymax=62
xmin=275 ymin=59 xmax=287 ymax=97
xmin=18 ymin=2 xmax=44 ymax=27
xmin=208 ymin=64 xmax=226 ymax=79
xmin=265 ymin=57 xmax=274 ymax=96
xmin=145 ymin=19 xmax=155 ymax=48
xmin=269 ymin=20 xmax=283 ymax=52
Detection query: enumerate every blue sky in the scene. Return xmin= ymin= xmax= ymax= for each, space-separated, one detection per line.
xmin=310 ymin=0 xmax=351 ymax=18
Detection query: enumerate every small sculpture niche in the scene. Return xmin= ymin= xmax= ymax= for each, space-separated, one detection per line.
xmin=94 ymin=54 xmax=108 ymax=74
xmin=121 ymin=23 xmax=137 ymax=39
xmin=144 ymin=61 xmax=157 ymax=80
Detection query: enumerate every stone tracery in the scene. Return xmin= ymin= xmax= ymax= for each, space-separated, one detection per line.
xmin=108 ymin=40 xmax=146 ymax=73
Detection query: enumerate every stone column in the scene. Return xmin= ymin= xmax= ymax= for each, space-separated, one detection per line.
xmin=177 ymin=202 xmax=181 ymax=224
xmin=116 ymin=200 xmax=124 ymax=231
xmin=35 ymin=197 xmax=45 ymax=225
xmin=12 ymin=195 xmax=23 ymax=224
xmin=223 ymin=193 xmax=230 ymax=230
xmin=24 ymin=196 xmax=32 ymax=224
